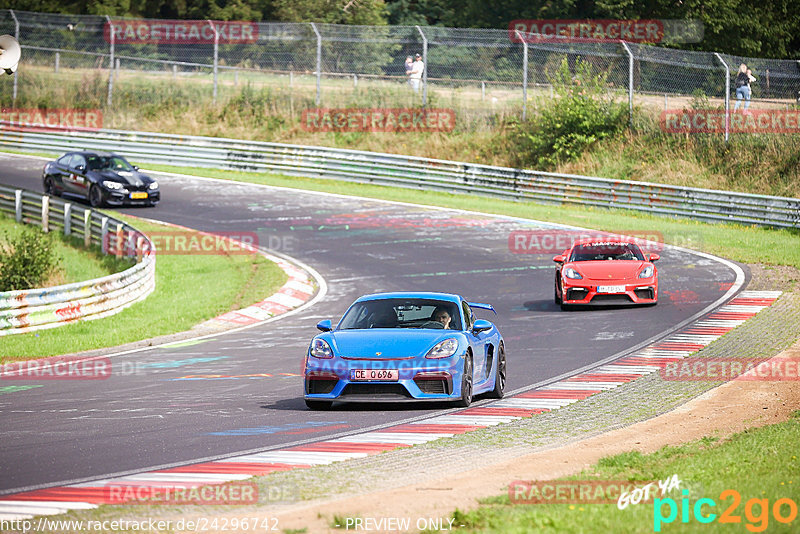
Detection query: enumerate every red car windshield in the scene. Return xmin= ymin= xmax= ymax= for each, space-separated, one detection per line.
xmin=570 ymin=242 xmax=645 ymax=262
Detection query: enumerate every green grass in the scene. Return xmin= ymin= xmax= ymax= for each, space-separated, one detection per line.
xmin=446 ymin=411 xmax=800 ymax=533
xmin=0 ymin=213 xmax=132 ymax=288
xmin=144 ymin=163 xmax=800 ymax=270
xmin=0 ymin=215 xmax=288 ymax=361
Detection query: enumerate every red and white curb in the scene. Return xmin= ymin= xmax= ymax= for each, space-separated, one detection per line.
xmin=0 ymin=290 xmax=781 ymax=519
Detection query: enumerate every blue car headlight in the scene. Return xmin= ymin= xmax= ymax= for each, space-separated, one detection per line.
xmin=310 ymin=338 xmax=333 ymax=359
xmin=426 ymin=338 xmax=458 ymax=359
xmin=638 ymin=265 xmax=654 ymax=278
xmin=564 ymin=267 xmax=583 ymax=280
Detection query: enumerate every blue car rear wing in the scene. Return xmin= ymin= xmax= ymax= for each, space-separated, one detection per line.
xmin=467 ymin=302 xmax=497 ymax=315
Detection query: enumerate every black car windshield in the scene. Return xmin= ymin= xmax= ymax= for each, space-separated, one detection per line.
xmin=338 ymin=298 xmax=463 ymax=330
xmin=570 ymin=242 xmax=645 ymax=262
xmin=86 ymin=155 xmax=134 ymax=172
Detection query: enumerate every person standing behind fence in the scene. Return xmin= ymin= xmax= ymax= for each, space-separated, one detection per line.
xmin=409 ymin=53 xmax=424 ymax=93
xmin=404 ymin=56 xmax=413 ymax=88
xmin=733 ymin=63 xmax=751 ymax=111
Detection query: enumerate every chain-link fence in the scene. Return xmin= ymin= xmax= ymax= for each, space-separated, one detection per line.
xmin=1 ymin=9 xmax=799 ymax=138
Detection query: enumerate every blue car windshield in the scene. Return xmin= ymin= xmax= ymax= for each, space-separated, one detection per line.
xmin=570 ymin=242 xmax=644 ymax=262
xmin=338 ymin=298 xmax=463 ymax=330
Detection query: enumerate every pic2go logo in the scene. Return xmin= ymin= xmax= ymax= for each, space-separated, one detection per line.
xmin=653 ymin=489 xmax=798 ymax=532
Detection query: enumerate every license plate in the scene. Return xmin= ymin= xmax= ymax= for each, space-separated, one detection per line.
xmin=597 ymin=285 xmax=626 ymax=293
xmin=130 ymin=192 xmax=148 ymax=199
xmin=350 ymin=369 xmax=399 ymax=381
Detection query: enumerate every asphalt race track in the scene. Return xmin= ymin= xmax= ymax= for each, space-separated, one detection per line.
xmin=0 ymin=153 xmax=744 ymax=494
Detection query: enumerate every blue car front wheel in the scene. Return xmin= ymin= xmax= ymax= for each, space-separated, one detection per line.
xmin=487 ymin=343 xmax=506 ymax=399
xmin=454 ymin=354 xmax=473 ymax=407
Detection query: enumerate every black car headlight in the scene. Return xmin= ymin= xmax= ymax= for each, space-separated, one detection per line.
xmin=102 ymin=180 xmax=125 ymax=190
xmin=149 ymin=181 xmax=159 ymax=190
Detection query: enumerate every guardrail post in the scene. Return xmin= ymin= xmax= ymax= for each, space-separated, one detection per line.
xmin=15 ymin=190 xmax=22 ymax=222
xmin=620 ymin=40 xmax=634 ymax=129
xmin=105 ymin=15 xmax=115 ymax=107
xmin=63 ymin=203 xmax=72 ymax=236
xmin=100 ymin=217 xmax=109 ymax=253
xmin=207 ymin=20 xmax=219 ymax=104
xmin=83 ymin=209 xmax=92 ymax=247
xmin=115 ymin=223 xmax=124 ymax=257
xmin=9 ymin=9 xmax=19 ymax=103
xmin=714 ymin=53 xmax=730 ymax=143
xmin=41 ymin=195 xmax=50 ymax=233
xmin=415 ymin=26 xmax=428 ymax=107
xmin=310 ymin=23 xmax=322 ymax=106
xmin=515 ymin=30 xmax=528 ymax=121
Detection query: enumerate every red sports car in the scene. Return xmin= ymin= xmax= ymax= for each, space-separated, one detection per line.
xmin=553 ymin=238 xmax=659 ymax=310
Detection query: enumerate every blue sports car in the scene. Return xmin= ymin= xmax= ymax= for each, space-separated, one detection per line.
xmin=303 ymin=292 xmax=506 ymax=409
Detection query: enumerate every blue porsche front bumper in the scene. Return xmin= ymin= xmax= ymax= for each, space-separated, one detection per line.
xmin=304 ymin=355 xmax=466 ymax=403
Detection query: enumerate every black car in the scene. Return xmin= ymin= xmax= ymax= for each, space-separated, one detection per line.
xmin=42 ymin=151 xmax=160 ymax=207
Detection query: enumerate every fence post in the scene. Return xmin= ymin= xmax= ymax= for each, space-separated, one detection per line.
xmin=515 ymin=30 xmax=528 ymax=120
xmin=207 ymin=20 xmax=219 ymax=104
xmin=15 ymin=190 xmax=22 ymax=222
xmin=9 ymin=9 xmax=18 ymax=103
xmin=55 ymin=51 xmax=60 ymax=73
xmin=620 ymin=40 xmax=634 ymax=129
xmin=310 ymin=23 xmax=321 ymax=106
xmin=714 ymin=53 xmax=730 ymax=142
xmin=105 ymin=15 xmax=114 ymax=107
xmin=41 ymin=195 xmax=49 ymax=233
xmin=415 ymin=26 xmax=428 ymax=107
xmin=63 ymin=202 xmax=72 ymax=236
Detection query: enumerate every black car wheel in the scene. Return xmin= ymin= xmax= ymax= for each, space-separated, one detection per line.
xmin=89 ymin=185 xmax=104 ymax=208
xmin=554 ymin=277 xmax=562 ymax=305
xmin=487 ymin=343 xmax=506 ymax=399
xmin=455 ymin=354 xmax=473 ymax=407
xmin=305 ymin=399 xmax=333 ymax=410
xmin=43 ymin=176 xmax=59 ymax=197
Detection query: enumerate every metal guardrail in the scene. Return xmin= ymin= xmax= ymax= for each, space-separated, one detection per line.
xmin=0 ymin=184 xmax=155 ymax=336
xmin=1 ymin=124 xmax=799 ymax=228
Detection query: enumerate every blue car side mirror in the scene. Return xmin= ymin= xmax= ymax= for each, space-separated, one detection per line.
xmin=472 ymin=319 xmax=492 ymax=334
xmin=316 ymin=319 xmax=332 ymax=332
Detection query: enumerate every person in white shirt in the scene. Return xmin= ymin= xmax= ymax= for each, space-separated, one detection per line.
xmin=409 ymin=53 xmax=424 ymax=92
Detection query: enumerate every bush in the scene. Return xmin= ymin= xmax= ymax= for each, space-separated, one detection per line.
xmin=509 ymin=58 xmax=628 ymax=169
xmin=0 ymin=227 xmax=60 ymax=292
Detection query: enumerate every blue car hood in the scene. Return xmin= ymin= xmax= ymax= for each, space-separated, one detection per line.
xmin=328 ymin=329 xmax=459 ymax=359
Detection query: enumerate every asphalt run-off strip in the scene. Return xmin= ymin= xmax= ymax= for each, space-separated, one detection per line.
xmin=0 ymin=290 xmax=781 ymax=520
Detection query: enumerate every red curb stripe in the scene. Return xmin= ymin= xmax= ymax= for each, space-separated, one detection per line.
xmin=615 ymin=358 xmax=681 ymax=365
xmin=286 ymin=442 xmax=408 ymax=453
xmin=707 ymin=313 xmax=756 ymax=320
xmin=382 ymin=424 xmax=485 ymax=434
xmin=683 ymin=328 xmax=732 ymax=335
xmin=517 ymin=390 xmax=600 ymax=398
xmin=566 ymin=374 xmax=642 ymax=381
xmin=455 ymin=407 xmax=545 ymax=417
xmin=652 ymin=343 xmax=706 ymax=351
xmin=156 ymin=462 xmax=309 ymax=475
xmin=727 ymin=299 xmax=776 ymax=305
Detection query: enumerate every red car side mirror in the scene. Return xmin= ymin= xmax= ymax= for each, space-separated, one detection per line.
xmin=553 ymin=255 xmax=565 ymax=263
xmin=649 ymin=253 xmax=660 ymax=262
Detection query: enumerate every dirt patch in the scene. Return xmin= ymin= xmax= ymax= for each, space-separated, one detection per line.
xmin=268 ymin=345 xmax=800 ymax=533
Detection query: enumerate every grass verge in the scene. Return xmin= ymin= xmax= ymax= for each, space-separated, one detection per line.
xmin=0 ymin=213 xmax=132 ymax=288
xmin=0 ymin=214 xmax=287 ymax=362
xmin=448 ymin=410 xmax=800 ymax=533
xmin=145 ymin=163 xmax=800 ymax=270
